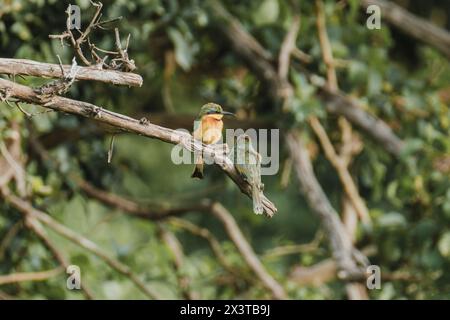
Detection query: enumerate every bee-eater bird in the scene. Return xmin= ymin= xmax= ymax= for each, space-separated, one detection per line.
xmin=233 ymin=134 xmax=264 ymax=215
xmin=191 ymin=103 xmax=235 ymax=179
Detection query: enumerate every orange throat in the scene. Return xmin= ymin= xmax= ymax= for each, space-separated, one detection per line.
xmin=199 ymin=115 xmax=224 ymax=144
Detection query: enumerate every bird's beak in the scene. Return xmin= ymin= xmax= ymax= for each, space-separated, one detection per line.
xmin=221 ymin=111 xmax=235 ymax=117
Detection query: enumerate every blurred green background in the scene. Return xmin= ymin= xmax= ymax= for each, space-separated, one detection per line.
xmin=0 ymin=0 xmax=450 ymax=299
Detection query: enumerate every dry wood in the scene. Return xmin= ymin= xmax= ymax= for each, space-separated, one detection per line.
xmin=0 ymin=268 xmax=63 ymax=285
xmin=286 ymin=132 xmax=367 ymax=280
xmin=0 ymin=58 xmax=142 ymax=87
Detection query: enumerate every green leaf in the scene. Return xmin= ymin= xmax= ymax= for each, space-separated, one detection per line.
xmin=11 ymin=22 xmax=32 ymax=41
xmin=377 ymin=212 xmax=407 ymax=229
xmin=253 ymin=0 xmax=279 ymax=26
xmin=168 ymin=28 xmax=195 ymax=71
xmin=438 ymin=232 xmax=450 ymax=259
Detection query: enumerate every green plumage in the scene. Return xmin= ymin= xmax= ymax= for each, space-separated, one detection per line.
xmin=232 ymin=134 xmax=264 ymax=214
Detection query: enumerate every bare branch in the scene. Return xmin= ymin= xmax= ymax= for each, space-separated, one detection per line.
xmin=0 ymin=58 xmax=143 ymax=87
xmin=77 ymin=178 xmax=210 ymax=219
xmin=346 ymin=283 xmax=369 ymax=300
xmin=159 ymin=226 xmax=197 ymax=299
xmin=50 ymin=2 xmax=137 ymax=70
xmin=33 ymin=57 xmax=79 ymax=101
xmin=0 ymin=290 xmax=15 ymax=300
xmin=208 ymin=0 xmax=272 ymax=62
xmin=77 ymin=2 xmax=103 ymax=45
xmin=278 ymin=15 xmax=300 ymax=81
xmin=291 ymin=48 xmax=312 ymax=64
xmin=290 ymin=258 xmax=337 ymax=286
xmin=309 ymin=117 xmax=371 ymax=224
xmin=208 ymin=0 xmax=370 ymax=285
xmin=113 ymin=28 xmax=136 ymax=72
xmin=0 ymin=77 xmax=277 ymax=217
xmin=76 ymin=180 xmax=284 ymax=298
xmin=0 ymin=122 xmax=21 ymax=189
xmin=168 ymin=217 xmax=237 ymax=276
xmin=361 ymin=0 xmax=450 ymax=60
xmin=315 ymin=0 xmax=338 ymax=90
xmin=107 ymin=134 xmax=116 ymax=164
xmin=0 ymin=221 xmax=22 ymax=261
xmin=210 ymin=203 xmax=287 ymax=300
xmin=289 ymin=246 xmax=377 ymax=286
xmin=313 ymin=0 xmax=371 ymax=227
xmin=0 ymin=134 xmax=26 ymax=197
xmin=0 ymin=268 xmax=63 ymax=286
xmin=263 ymin=230 xmax=324 ymax=259
xmin=286 ymin=131 xmax=367 ymax=280
xmin=319 ymin=85 xmax=405 ymax=157
xmin=207 ymin=0 xmax=287 ymax=100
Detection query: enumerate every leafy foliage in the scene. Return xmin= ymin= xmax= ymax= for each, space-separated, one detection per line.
xmin=0 ymin=0 xmax=449 ymax=299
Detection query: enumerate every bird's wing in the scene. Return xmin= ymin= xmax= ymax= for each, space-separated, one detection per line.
xmin=248 ymin=152 xmax=262 ymax=187
xmin=234 ymin=145 xmax=250 ymax=182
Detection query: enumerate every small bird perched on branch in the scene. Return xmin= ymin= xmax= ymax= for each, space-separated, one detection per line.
xmin=191 ymin=103 xmax=235 ymax=179
xmin=232 ymin=134 xmax=264 ymax=215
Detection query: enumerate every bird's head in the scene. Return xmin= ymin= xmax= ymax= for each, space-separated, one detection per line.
xmin=198 ymin=103 xmax=235 ymax=119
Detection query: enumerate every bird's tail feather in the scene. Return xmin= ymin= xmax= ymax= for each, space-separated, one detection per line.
xmin=252 ymin=186 xmax=264 ymax=215
xmin=191 ymin=154 xmax=204 ymax=179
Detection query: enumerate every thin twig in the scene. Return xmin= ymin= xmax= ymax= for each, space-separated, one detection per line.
xmin=312 ymin=0 xmax=371 ymax=226
xmin=315 ymin=0 xmax=337 ymax=90
xmin=49 ymin=2 xmax=137 ymax=70
xmin=286 ymin=131 xmax=368 ymax=281
xmin=279 ymin=157 xmax=293 ymax=189
xmin=210 ymin=202 xmax=287 ymax=300
xmin=292 ymin=48 xmax=312 ymax=64
xmin=0 ymin=141 xmax=26 ymax=197
xmin=77 ymin=178 xmax=209 ymax=219
xmin=263 ymin=230 xmax=324 ymax=259
xmin=76 ymin=180 xmax=278 ymax=294
xmin=14 ymin=102 xmax=32 ymax=118
xmin=25 ymin=216 xmax=95 ymax=299
xmin=0 ymin=221 xmax=22 ymax=261
xmin=168 ymin=217 xmax=237 ymax=276
xmin=0 ymin=268 xmax=63 ymax=286
xmin=107 ymin=134 xmax=116 ymax=164
xmin=0 ymin=123 xmax=20 ymax=189
xmin=159 ymin=226 xmax=197 ymax=299
xmin=278 ymin=15 xmax=300 ymax=81
xmin=309 ymin=117 xmax=371 ymax=224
